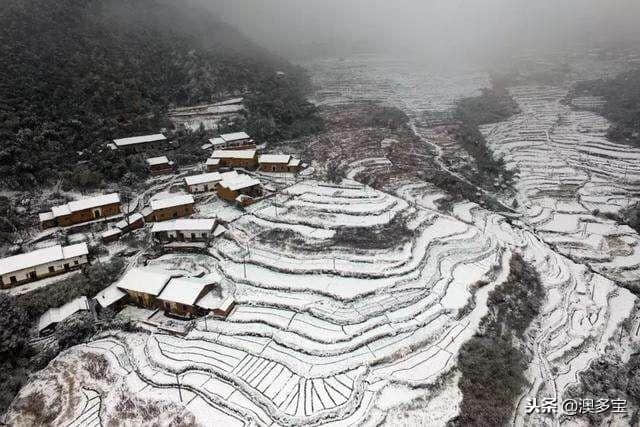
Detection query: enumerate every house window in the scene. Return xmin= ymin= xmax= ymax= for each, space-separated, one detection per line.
xmin=10 ymin=276 xmax=17 ymax=284
xmin=74 ymin=260 xmax=79 ymax=265
xmin=172 ymin=212 xmax=178 ymax=218
xmin=202 ymin=233 xmax=208 ymax=238
xmin=48 ymin=266 xmax=55 ymax=273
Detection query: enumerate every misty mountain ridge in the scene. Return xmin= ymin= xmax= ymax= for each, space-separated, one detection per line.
xmin=0 ymin=0 xmax=311 ymax=189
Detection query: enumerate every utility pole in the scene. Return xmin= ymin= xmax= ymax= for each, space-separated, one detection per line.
xmin=176 ymin=373 xmax=182 ymax=402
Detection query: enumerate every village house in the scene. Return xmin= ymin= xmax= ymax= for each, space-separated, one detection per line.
xmin=151 ymin=219 xmax=217 ymax=244
xmin=146 ymin=156 xmax=176 ymax=176
xmin=116 ymin=213 xmax=145 ymax=233
xmin=185 ymin=171 xmax=238 ymax=193
xmin=39 ymin=193 xmax=121 ymax=229
xmin=216 ymin=174 xmax=262 ymax=204
xmin=210 ymin=149 xmax=258 ymax=169
xmin=115 ymin=268 xmax=173 ymax=309
xmin=258 ymin=154 xmax=302 ymax=173
xmin=0 ymin=243 xmax=89 ymax=288
xmin=111 ymin=133 xmax=168 ymax=153
xmin=149 ymin=194 xmax=195 ymax=222
xmin=38 ymin=296 xmax=90 ymax=336
xmin=209 ymin=132 xmax=255 ymax=150
xmin=157 ymin=277 xmax=218 ymax=317
xmin=101 ymin=228 xmax=122 ymax=244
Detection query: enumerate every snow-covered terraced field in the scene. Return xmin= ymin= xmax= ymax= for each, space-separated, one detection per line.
xmin=8 ymin=56 xmax=640 ymax=426
xmin=482 ymin=85 xmax=640 ymax=285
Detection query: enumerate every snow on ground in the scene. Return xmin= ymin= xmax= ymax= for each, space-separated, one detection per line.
xmin=7 ymin=56 xmax=640 ymax=426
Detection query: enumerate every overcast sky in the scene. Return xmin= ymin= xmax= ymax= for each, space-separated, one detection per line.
xmin=196 ymin=0 xmax=640 ymax=60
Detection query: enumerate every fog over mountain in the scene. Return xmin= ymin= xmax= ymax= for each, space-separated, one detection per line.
xmin=195 ymin=0 xmax=640 ymax=61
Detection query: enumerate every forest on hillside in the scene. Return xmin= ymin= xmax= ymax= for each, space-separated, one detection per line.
xmin=572 ymin=69 xmax=640 ymax=146
xmin=0 ymin=0 xmax=322 ymax=190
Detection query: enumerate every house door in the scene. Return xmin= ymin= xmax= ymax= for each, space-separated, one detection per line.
xmin=64 ymin=263 xmax=70 ymax=271
xmin=28 ymin=271 xmax=37 ymax=281
xmin=93 ymin=209 xmax=101 ymax=218
xmin=177 ymin=232 xmax=184 ymax=241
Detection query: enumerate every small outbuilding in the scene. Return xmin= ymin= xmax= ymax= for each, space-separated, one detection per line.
xmin=38 ymin=296 xmax=90 ymax=336
xmin=116 ymin=213 xmax=145 ymax=233
xmin=146 ymin=156 xmax=176 ymax=176
xmin=101 ymin=228 xmax=122 ymax=244
xmin=197 ymin=294 xmax=236 ymax=318
xmin=94 ymin=285 xmax=127 ymax=312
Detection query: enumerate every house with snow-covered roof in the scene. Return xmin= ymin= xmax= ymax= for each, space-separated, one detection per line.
xmin=210 ymin=149 xmax=258 ymax=169
xmin=0 ymin=243 xmax=89 ymax=288
xmin=151 ymin=219 xmax=217 ymax=244
xmin=209 ymin=132 xmax=255 ymax=151
xmin=149 ymin=194 xmax=194 ymax=222
xmin=39 ymin=193 xmax=121 ymax=229
xmin=146 ymin=156 xmax=175 ymax=176
xmin=258 ymin=154 xmax=302 ymax=173
xmin=185 ymin=171 xmax=238 ymax=193
xmin=38 ymin=296 xmax=90 ymax=336
xmin=115 ymin=268 xmax=174 ymax=308
xmin=216 ymin=174 xmax=262 ymax=204
xmin=116 ymin=213 xmax=145 ymax=232
xmin=113 ymin=133 xmax=168 ymax=153
xmin=196 ymin=294 xmax=236 ymax=318
xmin=157 ymin=277 xmax=218 ymax=317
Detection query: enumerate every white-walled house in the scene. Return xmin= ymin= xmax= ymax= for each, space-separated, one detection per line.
xmin=0 ymin=243 xmax=89 ymax=288
xmin=185 ymin=171 xmax=238 ymax=193
xmin=151 ymin=219 xmax=217 ymax=243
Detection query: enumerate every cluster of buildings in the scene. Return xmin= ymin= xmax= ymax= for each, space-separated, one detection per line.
xmin=207 ymin=150 xmax=302 ymax=174
xmin=9 ymin=129 xmax=304 ymax=332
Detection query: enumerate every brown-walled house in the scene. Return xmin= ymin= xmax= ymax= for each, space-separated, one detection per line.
xmin=157 ymin=277 xmax=217 ymax=317
xmin=258 ymin=154 xmax=302 ymax=173
xmin=146 ymin=156 xmax=176 ymax=176
xmin=115 ymin=268 xmax=173 ymax=309
xmin=210 ymin=149 xmax=258 ymax=169
xmin=39 ymin=193 xmax=121 ymax=229
xmin=216 ymin=174 xmax=262 ymax=203
xmin=209 ymin=132 xmax=256 ymax=151
xmin=114 ymin=268 xmax=221 ymax=317
xmin=149 ymin=195 xmax=195 ymax=222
